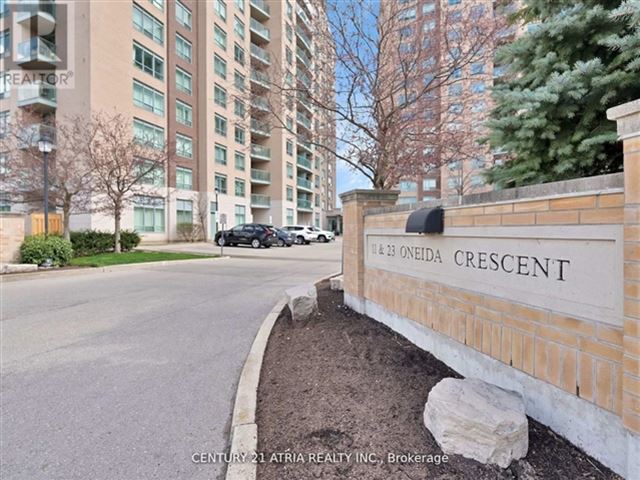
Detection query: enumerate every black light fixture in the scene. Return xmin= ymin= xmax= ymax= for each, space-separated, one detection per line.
xmin=38 ymin=133 xmax=54 ymax=235
xmin=405 ymin=207 xmax=444 ymax=234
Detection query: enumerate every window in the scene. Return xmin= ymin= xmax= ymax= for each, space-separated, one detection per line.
xmin=447 ymin=30 xmax=461 ymax=42
xmin=399 ymin=181 xmax=417 ymax=192
xmin=286 ymin=140 xmax=293 ymax=156
xmin=0 ymin=29 xmax=10 ymax=58
xmin=0 ymin=110 xmax=8 ymax=138
xmin=234 ymin=16 xmax=245 ymax=39
xmin=423 ymin=178 xmax=437 ymax=190
xmin=472 ymin=156 xmax=486 ymax=169
xmin=448 ymin=0 xmax=461 ymax=5
xmin=285 ymin=47 xmax=293 ymax=65
xmin=398 ymin=197 xmax=416 ymax=205
xmin=234 ymin=152 xmax=245 ymax=170
xmin=133 ymin=4 xmax=164 ymax=45
xmin=234 ymin=71 xmax=245 ymax=91
xmin=215 ymin=173 xmax=228 ymax=194
xmin=286 ymin=162 xmax=293 ymax=179
xmin=0 ymin=71 xmax=9 ymax=99
xmin=452 ymin=67 xmax=462 ymax=79
xmin=286 ymin=117 xmax=293 ymax=131
xmin=399 ymin=7 xmax=416 ymax=20
xmin=0 ymin=152 xmax=7 ymax=175
xmin=286 ymin=0 xmax=292 ymax=19
xmin=234 ymin=178 xmax=245 ymax=197
xmin=214 ymin=83 xmax=227 ymax=107
xmin=215 ymin=143 xmax=227 ymax=165
xmin=471 ymin=5 xmax=485 ymax=19
xmin=133 ymin=42 xmax=164 ymax=80
xmin=471 ymin=175 xmax=484 ymax=187
xmin=235 ymin=205 xmax=246 ymax=225
xmin=176 ymin=134 xmax=193 ymax=158
xmin=214 ymin=114 xmax=227 ymax=136
xmin=133 ymin=80 xmax=164 ymax=116
xmin=149 ymin=0 xmax=164 ymax=10
xmin=0 ymin=192 xmax=10 ymax=212
xmin=399 ymin=43 xmax=413 ymax=54
xmin=214 ymin=54 xmax=227 ymax=79
xmin=422 ymin=2 xmax=435 ymax=14
xmin=214 ymin=24 xmax=227 ymax=50
xmin=449 ymin=103 xmax=463 ymax=114
xmin=235 ymin=0 xmax=244 ymax=12
xmin=214 ymin=0 xmax=226 ymax=20
xmin=448 ymin=160 xmax=461 ymax=171
xmin=234 ymin=99 xmax=245 ymax=117
xmin=133 ymin=118 xmax=164 ymax=149
xmin=471 ymin=81 xmax=485 ymax=93
xmin=235 ymin=126 xmax=245 ymax=145
xmin=134 ymin=196 xmax=165 ymax=232
xmin=471 ymin=62 xmax=485 ymax=75
xmin=286 ymin=23 xmax=293 ymax=42
xmin=176 ymin=100 xmax=192 ymax=126
xmin=175 ymin=1 xmax=192 ymax=30
xmin=176 ymin=34 xmax=192 ymax=62
xmin=471 ymin=100 xmax=486 ymax=113
xmin=176 ymin=67 xmax=192 ymax=94
xmin=234 ymin=43 xmax=245 ymax=65
xmin=448 ymin=83 xmax=462 ymax=96
xmin=176 ymin=199 xmax=193 ymax=224
xmin=286 ymin=208 xmax=294 ymax=225
xmin=176 ymin=167 xmax=193 ymax=189
xmin=286 ymin=186 xmax=293 ymax=201
xmin=315 ymin=196 xmax=320 ymax=207
xmin=423 ymin=19 xmax=436 ymax=32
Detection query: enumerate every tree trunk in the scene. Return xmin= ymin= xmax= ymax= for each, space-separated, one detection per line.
xmin=62 ymin=194 xmax=72 ymax=241
xmin=114 ymin=203 xmax=122 ymax=254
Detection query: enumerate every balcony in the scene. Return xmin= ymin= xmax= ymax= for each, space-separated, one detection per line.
xmin=251 ymin=194 xmax=271 ymax=208
xmin=297 ymin=155 xmax=313 ymax=172
xmin=250 ymin=119 xmax=271 ymax=138
xmin=250 ymin=143 xmax=271 ymax=161
xmin=251 ymin=95 xmax=270 ymax=112
xmin=296 ymin=5 xmax=313 ymax=30
xmin=17 ymin=82 xmax=57 ymax=112
xmin=251 ymin=168 xmax=271 ymax=185
xmin=297 ymin=137 xmax=313 ymax=153
xmin=296 ymin=47 xmax=313 ymax=70
xmin=296 ymin=26 xmax=313 ymax=52
xmin=250 ymin=43 xmax=271 ymax=66
xmin=250 ymin=70 xmax=270 ymax=89
xmin=17 ymin=123 xmax=56 ymax=149
xmin=297 ymin=94 xmax=313 ymax=114
xmin=16 ymin=1 xmax=56 ymax=35
xmin=249 ymin=0 xmax=270 ymax=21
xmin=297 ymin=72 xmax=312 ymax=89
xmin=297 ymin=198 xmax=313 ymax=211
xmin=296 ymin=176 xmax=313 ymax=191
xmin=16 ymin=37 xmax=59 ymax=69
xmin=250 ymin=18 xmax=270 ymax=44
xmin=296 ymin=112 xmax=312 ymax=130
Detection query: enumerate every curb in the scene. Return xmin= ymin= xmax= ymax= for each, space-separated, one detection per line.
xmin=225 ymin=271 xmax=341 ymax=480
xmin=0 ymin=256 xmax=230 ymax=283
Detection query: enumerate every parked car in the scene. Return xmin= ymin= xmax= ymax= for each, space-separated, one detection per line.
xmin=214 ymin=224 xmax=276 ymax=248
xmin=281 ymin=225 xmax=318 ymax=245
xmin=263 ymin=225 xmax=294 ymax=247
xmin=309 ymin=226 xmax=335 ymax=243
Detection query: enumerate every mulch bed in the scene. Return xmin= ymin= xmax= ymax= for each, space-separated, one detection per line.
xmin=256 ymin=281 xmax=620 ymax=480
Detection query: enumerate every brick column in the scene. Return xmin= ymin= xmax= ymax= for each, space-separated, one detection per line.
xmin=608 ymin=99 xmax=640 ymax=477
xmin=339 ymin=189 xmax=400 ymax=312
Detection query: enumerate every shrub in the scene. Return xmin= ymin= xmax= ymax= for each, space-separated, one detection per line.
xmin=120 ymin=230 xmax=141 ymax=252
xmin=20 ymin=235 xmax=73 ymax=266
xmin=70 ymin=229 xmax=141 ymax=256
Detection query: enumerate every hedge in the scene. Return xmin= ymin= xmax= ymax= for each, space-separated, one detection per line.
xmin=70 ymin=230 xmax=141 ymax=257
xmin=20 ymin=235 xmax=74 ymax=266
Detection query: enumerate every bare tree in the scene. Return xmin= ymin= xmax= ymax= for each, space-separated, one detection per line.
xmin=261 ymin=0 xmax=505 ymax=189
xmin=79 ymin=111 xmax=173 ymax=252
xmin=1 ymin=112 xmax=93 ymax=240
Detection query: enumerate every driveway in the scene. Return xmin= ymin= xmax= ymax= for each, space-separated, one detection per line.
xmin=0 ymin=241 xmax=341 ymax=480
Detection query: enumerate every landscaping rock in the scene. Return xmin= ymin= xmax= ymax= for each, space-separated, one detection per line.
xmin=424 ymin=377 xmax=528 ymax=468
xmin=1 ymin=263 xmax=38 ymax=274
xmin=330 ymin=275 xmax=344 ymax=291
xmin=286 ymin=284 xmax=318 ymax=322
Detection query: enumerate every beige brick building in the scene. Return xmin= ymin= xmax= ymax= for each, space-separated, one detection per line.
xmin=0 ymin=0 xmax=336 ymax=241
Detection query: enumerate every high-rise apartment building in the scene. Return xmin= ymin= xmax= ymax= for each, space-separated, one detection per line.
xmin=0 ymin=0 xmax=336 ymax=240
xmin=390 ymin=0 xmax=516 ymax=203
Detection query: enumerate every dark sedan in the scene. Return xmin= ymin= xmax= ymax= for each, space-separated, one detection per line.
xmin=214 ymin=224 xmax=276 ymax=248
xmin=263 ymin=226 xmax=294 ymax=247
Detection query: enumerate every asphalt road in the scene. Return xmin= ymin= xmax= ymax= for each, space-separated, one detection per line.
xmin=1 ymin=241 xmax=342 ymax=480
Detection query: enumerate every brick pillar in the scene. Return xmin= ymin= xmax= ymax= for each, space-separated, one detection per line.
xmin=608 ymin=99 xmax=640 ymax=478
xmin=339 ymin=189 xmax=400 ymax=312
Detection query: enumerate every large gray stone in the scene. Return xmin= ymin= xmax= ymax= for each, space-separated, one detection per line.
xmin=286 ymin=284 xmax=318 ymax=322
xmin=424 ymin=378 xmax=528 ymax=468
xmin=330 ymin=275 xmax=343 ymax=291
xmin=1 ymin=263 xmax=38 ymax=274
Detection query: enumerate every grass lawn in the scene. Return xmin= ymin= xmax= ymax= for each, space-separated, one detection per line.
xmin=69 ymin=251 xmax=215 ymax=267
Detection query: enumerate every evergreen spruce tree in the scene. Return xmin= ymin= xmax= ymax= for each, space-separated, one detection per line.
xmin=485 ymin=0 xmax=640 ymax=188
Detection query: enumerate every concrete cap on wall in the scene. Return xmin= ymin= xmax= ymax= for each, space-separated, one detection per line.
xmin=607 ymin=99 xmax=640 ymax=138
xmin=339 ymin=189 xmax=401 ymax=204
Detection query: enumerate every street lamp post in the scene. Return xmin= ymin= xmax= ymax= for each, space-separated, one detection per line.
xmin=214 ymin=187 xmax=219 ymax=235
xmin=38 ymin=134 xmax=54 ymax=235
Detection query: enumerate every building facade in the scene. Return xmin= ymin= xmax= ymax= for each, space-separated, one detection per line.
xmin=390 ymin=0 xmax=518 ymax=203
xmin=0 ymin=0 xmax=336 ymax=241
